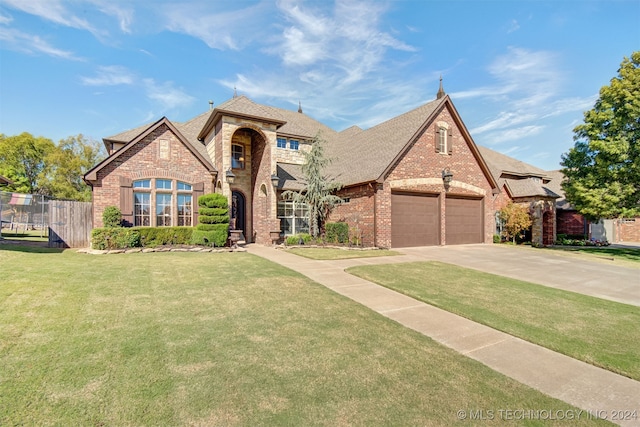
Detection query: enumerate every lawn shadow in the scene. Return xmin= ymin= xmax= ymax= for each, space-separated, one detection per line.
xmin=0 ymin=241 xmax=65 ymax=254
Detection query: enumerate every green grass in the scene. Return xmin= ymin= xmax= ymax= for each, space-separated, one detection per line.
xmin=285 ymin=247 xmax=401 ymax=260
xmin=0 ymin=228 xmax=48 ymax=242
xmin=347 ymin=261 xmax=640 ymax=381
xmin=0 ymin=245 xmax=609 ymax=426
xmin=546 ymin=245 xmax=640 ymax=265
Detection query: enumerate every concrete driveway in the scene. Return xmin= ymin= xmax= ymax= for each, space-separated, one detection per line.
xmin=345 ymin=244 xmax=640 ymax=307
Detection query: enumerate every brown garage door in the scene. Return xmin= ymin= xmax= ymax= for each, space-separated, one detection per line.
xmin=445 ymin=197 xmax=483 ymax=245
xmin=391 ymin=192 xmax=439 ymax=247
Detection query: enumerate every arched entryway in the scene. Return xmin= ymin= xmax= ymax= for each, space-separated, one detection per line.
xmin=543 ymin=210 xmax=554 ymax=245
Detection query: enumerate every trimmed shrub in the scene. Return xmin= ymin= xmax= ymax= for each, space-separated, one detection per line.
xmin=191 ymin=224 xmax=228 ymax=247
xmin=91 ymin=227 xmax=140 ymax=250
xmin=285 ymin=233 xmax=312 ymax=245
xmin=134 ymin=227 xmax=193 ymax=247
xmin=102 ymin=206 xmax=122 ymax=228
xmin=191 ymin=193 xmax=229 ymax=247
xmin=197 ymin=207 xmax=228 ymax=216
xmin=493 ymin=234 xmax=501 ymax=244
xmin=325 ymin=222 xmax=349 ymax=244
xmin=198 ymin=215 xmax=230 ymax=224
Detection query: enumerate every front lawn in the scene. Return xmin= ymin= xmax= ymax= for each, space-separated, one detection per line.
xmin=347 ymin=261 xmax=640 ymax=381
xmin=0 ymin=245 xmax=607 ymax=426
xmin=546 ymin=245 xmax=640 ymax=265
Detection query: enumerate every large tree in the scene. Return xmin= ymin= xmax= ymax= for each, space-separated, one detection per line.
xmin=561 ymin=51 xmax=640 ymax=220
xmin=0 ymin=132 xmax=56 ymax=194
xmin=282 ymin=132 xmax=343 ymax=238
xmin=42 ymin=135 xmax=106 ymax=201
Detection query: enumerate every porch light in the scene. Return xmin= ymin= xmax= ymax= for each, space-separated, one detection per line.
xmin=442 ymin=168 xmax=453 ymax=184
xmin=271 ymin=173 xmax=279 ymax=189
xmin=225 ymin=168 xmax=236 ymax=184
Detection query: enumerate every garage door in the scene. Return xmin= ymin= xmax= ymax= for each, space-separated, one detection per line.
xmin=391 ymin=193 xmax=439 ymax=247
xmin=445 ymin=197 xmax=483 ymax=245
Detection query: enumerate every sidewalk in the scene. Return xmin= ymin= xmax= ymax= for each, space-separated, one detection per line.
xmin=246 ymin=244 xmax=640 ymax=427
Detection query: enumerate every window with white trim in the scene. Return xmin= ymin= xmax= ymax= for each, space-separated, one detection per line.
xmin=278 ymin=201 xmax=309 ymax=235
xmin=134 ymin=192 xmax=151 ymax=226
xmin=277 ymin=137 xmax=287 ymax=148
xmin=289 ymin=139 xmax=299 ymax=150
xmin=438 ymin=127 xmax=447 ymax=153
xmin=156 ymin=193 xmax=172 ymax=226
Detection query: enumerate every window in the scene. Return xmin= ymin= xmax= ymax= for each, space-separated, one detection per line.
xmin=277 ymin=137 xmax=287 ymax=148
xmin=289 ymin=139 xmax=299 ymax=150
xmin=132 ymin=179 xmax=194 ymax=227
xmin=134 ymin=192 xmax=151 ymax=226
xmin=278 ymin=201 xmax=309 ymax=235
xmin=438 ymin=127 xmax=447 ymax=153
xmin=232 ymin=144 xmax=245 ymax=169
xmin=177 ymin=194 xmax=192 ymax=226
xmin=156 ymin=179 xmax=172 ymax=190
xmin=156 ymin=193 xmax=172 ymax=226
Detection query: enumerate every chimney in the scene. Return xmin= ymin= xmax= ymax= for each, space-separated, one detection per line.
xmin=208 ymin=100 xmax=213 ymax=110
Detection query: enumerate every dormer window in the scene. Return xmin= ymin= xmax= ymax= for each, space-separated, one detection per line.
xmin=232 ymin=144 xmax=245 ymax=169
xmin=289 ymin=139 xmax=299 ymax=150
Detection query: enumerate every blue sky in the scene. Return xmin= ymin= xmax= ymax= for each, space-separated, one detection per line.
xmin=0 ymin=0 xmax=638 ymax=171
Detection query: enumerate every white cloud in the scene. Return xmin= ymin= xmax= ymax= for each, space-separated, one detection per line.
xmin=1 ymin=0 xmax=103 ymax=37
xmin=143 ymin=79 xmax=195 ymax=110
xmin=81 ymin=66 xmax=135 ymax=86
xmin=0 ymin=12 xmax=13 ymax=24
xmin=89 ymin=0 xmax=135 ymax=34
xmin=161 ymin=1 xmax=269 ymax=50
xmin=0 ymin=27 xmax=80 ymax=60
xmin=483 ymin=125 xmax=545 ymax=145
xmin=507 ymin=19 xmax=520 ymax=33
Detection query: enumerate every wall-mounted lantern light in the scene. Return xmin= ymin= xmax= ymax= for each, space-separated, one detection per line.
xmin=270 ymin=173 xmax=279 ymax=189
xmin=442 ymin=168 xmax=453 ymax=184
xmin=225 ymin=168 xmax=236 ymax=184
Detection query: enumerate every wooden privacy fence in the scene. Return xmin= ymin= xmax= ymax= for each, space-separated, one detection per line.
xmin=48 ymin=201 xmax=93 ymax=248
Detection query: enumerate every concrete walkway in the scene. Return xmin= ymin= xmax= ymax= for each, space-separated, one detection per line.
xmin=246 ymin=244 xmax=640 ymax=427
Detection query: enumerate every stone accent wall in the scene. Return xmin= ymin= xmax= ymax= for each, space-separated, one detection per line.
xmin=274 ymin=141 xmax=310 ymax=164
xmin=92 ymin=124 xmax=214 ymax=228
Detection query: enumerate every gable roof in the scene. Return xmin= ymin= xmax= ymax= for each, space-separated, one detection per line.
xmin=545 ymin=170 xmax=572 ymax=209
xmin=324 ymin=96 xmax=498 ymax=190
xmin=478 ymin=146 xmax=559 ymax=199
xmin=84 ymin=117 xmax=216 ymax=183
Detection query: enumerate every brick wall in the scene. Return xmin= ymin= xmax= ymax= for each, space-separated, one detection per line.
xmin=557 ymin=210 xmax=587 ymax=236
xmin=331 ymin=184 xmax=376 ymax=246
xmin=92 ymin=124 xmax=214 ymax=227
xmin=618 ymin=219 xmax=640 ymax=242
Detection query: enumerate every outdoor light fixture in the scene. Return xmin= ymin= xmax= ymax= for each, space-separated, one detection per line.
xmin=271 ymin=173 xmax=279 ymax=189
xmin=225 ymin=168 xmax=236 ymax=184
xmin=442 ymin=168 xmax=453 ymax=184
xmin=210 ymin=170 xmax=218 ymax=184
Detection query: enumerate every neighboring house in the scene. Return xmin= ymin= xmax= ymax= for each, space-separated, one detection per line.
xmin=545 ymin=170 xmax=640 ymax=243
xmin=545 ymin=170 xmax=589 ymax=237
xmin=84 ymin=84 xmax=500 ymax=248
xmin=478 ymin=146 xmax=559 ymax=246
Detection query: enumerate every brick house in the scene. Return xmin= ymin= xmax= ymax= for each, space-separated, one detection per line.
xmin=478 ymin=146 xmax=559 ymax=246
xmin=85 ymin=84 xmax=503 ymax=248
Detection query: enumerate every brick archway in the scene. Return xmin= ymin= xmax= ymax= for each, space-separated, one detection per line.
xmin=543 ymin=210 xmax=554 ymax=245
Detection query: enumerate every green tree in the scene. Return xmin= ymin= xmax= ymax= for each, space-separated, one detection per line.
xmin=43 ymin=135 xmax=106 ymax=201
xmin=499 ymin=202 xmax=532 ymax=244
xmin=561 ymin=51 xmax=640 ymax=220
xmin=282 ymin=132 xmax=343 ymax=238
xmin=0 ymin=132 xmax=55 ymax=194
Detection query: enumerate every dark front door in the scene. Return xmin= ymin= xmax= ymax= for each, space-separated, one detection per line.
xmin=231 ymin=191 xmax=245 ymax=232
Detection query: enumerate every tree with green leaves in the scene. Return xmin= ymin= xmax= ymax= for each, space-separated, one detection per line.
xmin=499 ymin=202 xmax=532 ymax=244
xmin=282 ymin=132 xmax=343 ymax=238
xmin=42 ymin=135 xmax=106 ymax=201
xmin=0 ymin=132 xmax=55 ymax=194
xmin=561 ymin=51 xmax=640 ymax=220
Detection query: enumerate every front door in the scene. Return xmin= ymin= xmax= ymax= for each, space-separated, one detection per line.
xmin=231 ymin=191 xmax=246 ymax=233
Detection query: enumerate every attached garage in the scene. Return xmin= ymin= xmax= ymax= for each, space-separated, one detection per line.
xmin=391 ymin=192 xmax=440 ymax=248
xmin=445 ymin=197 xmax=483 ymax=245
